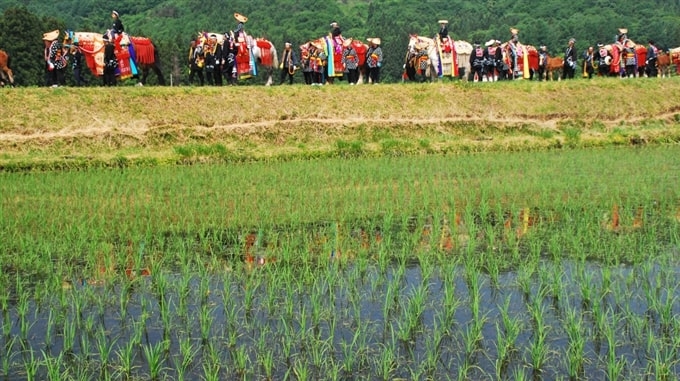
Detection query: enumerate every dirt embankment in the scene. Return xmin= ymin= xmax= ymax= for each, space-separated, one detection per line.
xmin=0 ymin=81 xmax=679 ymax=168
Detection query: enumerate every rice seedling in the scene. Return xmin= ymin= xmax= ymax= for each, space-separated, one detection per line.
xmin=258 ymin=348 xmax=276 ymax=381
xmin=375 ymin=343 xmax=398 ymax=381
xmin=62 ymin=317 xmax=77 ymax=356
xmin=527 ymin=301 xmax=550 ymax=376
xmin=142 ymin=340 xmax=168 ymax=381
xmin=2 ymin=336 xmax=17 ymax=377
xmin=22 ymin=347 xmax=39 ymax=381
xmin=113 ymin=337 xmax=137 ymax=380
xmin=563 ymin=306 xmax=587 ymax=380
xmin=604 ymin=322 xmax=626 ymax=381
xmin=199 ymin=303 xmax=215 ymax=345
xmin=42 ymin=350 xmax=64 ymax=381
xmin=231 ymin=345 xmax=251 ymax=379
xmin=201 ymin=356 xmax=221 ymax=381
xmin=646 ymin=342 xmax=677 ymax=381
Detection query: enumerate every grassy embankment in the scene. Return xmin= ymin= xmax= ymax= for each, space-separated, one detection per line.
xmin=1 ymin=77 xmax=679 ymax=170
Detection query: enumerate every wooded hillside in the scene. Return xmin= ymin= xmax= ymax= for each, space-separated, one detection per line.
xmin=1 ymin=0 xmax=679 ymax=85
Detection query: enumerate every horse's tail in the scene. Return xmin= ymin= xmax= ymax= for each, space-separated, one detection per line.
xmin=270 ymin=43 xmax=279 ymax=69
xmin=152 ymin=43 xmax=160 ymax=69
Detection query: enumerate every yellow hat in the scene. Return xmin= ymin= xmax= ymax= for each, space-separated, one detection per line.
xmin=368 ymin=38 xmax=381 ymax=45
xmin=234 ymin=13 xmax=248 ymax=23
xmin=43 ymin=29 xmax=59 ymax=41
xmin=510 ymin=28 xmax=519 ymax=35
xmin=438 ymin=20 xmax=448 ymax=24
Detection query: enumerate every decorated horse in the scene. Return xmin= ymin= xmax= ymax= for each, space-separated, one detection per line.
xmin=501 ymin=41 xmax=539 ymax=79
xmin=668 ymin=47 xmax=680 ymax=75
xmin=597 ymin=38 xmax=647 ymax=77
xmin=454 ymin=40 xmax=473 ymax=80
xmin=404 ymin=35 xmax=442 ymax=82
xmin=63 ymin=30 xmax=165 ymax=85
xmin=0 ymin=49 xmax=14 ymax=87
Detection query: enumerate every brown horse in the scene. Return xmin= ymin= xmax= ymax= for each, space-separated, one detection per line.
xmin=0 ymin=50 xmax=14 ymax=87
xmin=64 ymin=31 xmax=165 ymax=85
xmin=544 ymin=56 xmax=564 ymax=80
xmin=656 ymin=51 xmax=672 ymax=77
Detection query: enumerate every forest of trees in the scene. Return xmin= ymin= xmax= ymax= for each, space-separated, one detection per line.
xmin=1 ymin=0 xmax=680 ymax=85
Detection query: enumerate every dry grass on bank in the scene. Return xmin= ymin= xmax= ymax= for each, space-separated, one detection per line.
xmin=1 ymin=78 xmax=679 ymax=169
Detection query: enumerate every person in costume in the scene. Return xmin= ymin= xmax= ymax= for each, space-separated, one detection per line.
xmin=484 ymin=39 xmax=502 ymax=81
xmin=300 ymin=42 xmax=314 ymax=85
xmin=469 ymin=43 xmax=485 ymax=82
xmin=102 ymin=34 xmax=118 ymax=86
xmin=204 ymin=34 xmax=222 ymax=86
xmin=438 ymin=20 xmax=449 ymax=41
xmin=233 ymin=13 xmax=247 ymax=40
xmin=70 ymin=41 xmax=88 ymax=86
xmin=330 ymin=22 xmax=342 ymax=38
xmin=111 ymin=11 xmax=124 ymax=41
xmin=506 ymin=28 xmax=523 ymax=79
xmin=188 ymin=39 xmax=205 ymax=86
xmin=645 ymin=40 xmax=658 ymax=78
xmin=221 ymin=33 xmax=238 ymax=85
xmin=366 ymin=38 xmax=383 ymax=84
xmin=342 ymin=39 xmax=359 ymax=85
xmin=562 ymin=38 xmax=577 ymax=79
xmin=279 ymin=42 xmax=299 ymax=85
xmin=582 ymin=45 xmax=595 ymax=79
xmin=43 ymin=30 xmax=67 ymax=87
xmin=595 ymin=43 xmax=610 ymax=77
xmin=537 ymin=45 xmax=548 ymax=81
xmin=622 ymin=40 xmax=638 ymax=78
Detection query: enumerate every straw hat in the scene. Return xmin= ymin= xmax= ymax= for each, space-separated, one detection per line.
xmin=342 ymin=38 xmax=353 ymax=47
xmin=330 ymin=22 xmax=339 ymax=28
xmin=569 ymin=38 xmax=576 ymax=44
xmin=618 ymin=28 xmax=628 ymax=35
xmin=112 ymin=10 xmax=119 ymax=18
xmin=312 ymin=41 xmax=324 ymax=50
xmin=438 ymin=20 xmax=448 ymax=24
xmin=485 ymin=39 xmax=495 ymax=47
xmin=510 ymin=28 xmax=519 ymax=35
xmin=234 ymin=13 xmax=248 ymax=23
xmin=43 ymin=29 xmax=59 ymax=41
xmin=368 ymin=37 xmax=381 ymax=45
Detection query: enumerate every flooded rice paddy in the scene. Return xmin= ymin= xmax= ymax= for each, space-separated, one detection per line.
xmin=1 ymin=146 xmax=680 ymax=380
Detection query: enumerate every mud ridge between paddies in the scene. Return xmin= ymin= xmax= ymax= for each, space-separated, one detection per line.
xmin=1 ymin=79 xmax=679 ymax=170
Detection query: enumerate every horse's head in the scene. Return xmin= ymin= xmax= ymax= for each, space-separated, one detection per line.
xmin=407 ymin=34 xmax=420 ymax=52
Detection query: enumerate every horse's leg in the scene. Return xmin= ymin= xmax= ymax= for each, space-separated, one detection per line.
xmin=156 ymin=64 xmax=166 ymax=85
xmin=265 ymin=66 xmax=273 ymax=86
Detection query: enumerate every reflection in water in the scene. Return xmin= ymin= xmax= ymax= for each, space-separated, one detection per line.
xmin=2 ymin=256 xmax=679 ymax=380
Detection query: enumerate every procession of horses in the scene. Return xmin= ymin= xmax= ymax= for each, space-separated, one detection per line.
xmin=2 ymin=12 xmax=680 ymax=88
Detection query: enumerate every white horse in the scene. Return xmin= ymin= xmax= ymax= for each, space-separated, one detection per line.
xmin=454 ymin=40 xmax=473 ymax=80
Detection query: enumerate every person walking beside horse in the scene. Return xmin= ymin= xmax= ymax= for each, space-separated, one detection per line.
xmin=537 ymin=45 xmax=548 ymax=81
xmin=279 ymin=42 xmax=299 ymax=85
xmin=70 ymin=41 xmax=88 ymax=86
xmin=366 ymin=38 xmax=383 ymax=84
xmin=563 ymin=38 xmax=577 ymax=79
xmin=582 ymin=46 xmax=595 ymax=79
xmin=342 ymin=39 xmax=360 ymax=85
xmin=102 ymin=34 xmax=118 ymax=86
xmin=645 ymin=40 xmax=658 ymax=78
xmin=43 ymin=30 xmax=68 ymax=87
